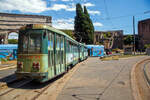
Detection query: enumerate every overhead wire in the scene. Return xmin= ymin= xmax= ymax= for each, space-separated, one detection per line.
xmin=103 ymin=0 xmax=117 ymax=29
xmin=100 ymin=0 xmax=150 ymax=30
xmin=100 ymin=11 xmax=150 ymax=20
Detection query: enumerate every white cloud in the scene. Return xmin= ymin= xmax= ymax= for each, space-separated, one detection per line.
xmin=94 ymin=22 xmax=103 ymax=27
xmin=52 ymin=18 xmax=74 ymax=29
xmin=83 ymin=3 xmax=95 ymax=7
xmin=48 ymin=4 xmax=67 ymax=11
xmin=0 ymin=0 xmax=76 ymax=13
xmin=48 ymin=4 xmax=75 ymax=11
xmin=53 ymin=19 xmax=103 ymax=29
xmin=47 ymin=4 xmax=76 ymax=11
xmin=48 ymin=4 xmax=76 ymax=11
xmin=0 ymin=0 xmax=48 ymax=13
xmin=88 ymin=10 xmax=101 ymax=15
xmin=0 ymin=0 xmax=100 ymax=16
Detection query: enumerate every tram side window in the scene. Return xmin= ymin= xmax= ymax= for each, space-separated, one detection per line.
xmin=56 ymin=35 xmax=60 ymax=65
xmin=61 ymin=36 xmax=64 ymax=64
xmin=48 ymin=32 xmax=51 ymax=67
xmin=67 ymin=41 xmax=70 ymax=54
xmin=48 ymin=31 xmax=54 ymax=67
xmin=51 ymin=33 xmax=54 ymax=66
xmin=22 ymin=34 xmax=28 ymax=52
xmin=69 ymin=42 xmax=71 ymax=54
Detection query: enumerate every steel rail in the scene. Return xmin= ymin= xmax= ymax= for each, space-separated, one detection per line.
xmin=143 ymin=61 xmax=150 ymax=87
xmin=0 ymin=79 xmax=33 ymax=96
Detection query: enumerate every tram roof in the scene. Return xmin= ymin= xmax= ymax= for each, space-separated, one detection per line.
xmin=0 ymin=44 xmax=18 ymax=49
xmin=20 ymin=24 xmax=79 ymax=44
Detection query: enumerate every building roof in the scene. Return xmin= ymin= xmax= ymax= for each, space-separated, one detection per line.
xmin=0 ymin=12 xmax=51 ymax=18
xmin=95 ymin=30 xmax=123 ymax=33
xmin=139 ymin=18 xmax=150 ymax=23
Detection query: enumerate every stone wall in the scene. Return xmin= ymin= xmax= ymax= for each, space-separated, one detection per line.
xmin=94 ymin=30 xmax=123 ymax=49
xmin=0 ymin=12 xmax=52 ymax=44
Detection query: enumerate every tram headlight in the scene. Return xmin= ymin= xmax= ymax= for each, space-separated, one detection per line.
xmin=36 ymin=62 xmax=40 ymax=70
xmin=32 ymin=62 xmax=40 ymax=70
xmin=17 ymin=62 xmax=23 ymax=70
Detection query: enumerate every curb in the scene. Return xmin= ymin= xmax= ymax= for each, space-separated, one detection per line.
xmin=143 ymin=63 xmax=150 ymax=87
xmin=0 ymin=65 xmax=16 ymax=71
xmin=131 ymin=58 xmax=150 ymax=100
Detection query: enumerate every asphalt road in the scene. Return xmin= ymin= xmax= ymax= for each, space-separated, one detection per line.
xmin=0 ymin=68 xmax=16 ymax=79
xmin=57 ymin=56 xmax=149 ymax=100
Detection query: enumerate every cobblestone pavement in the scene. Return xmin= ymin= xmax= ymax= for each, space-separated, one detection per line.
xmin=57 ymin=56 xmax=149 ymax=100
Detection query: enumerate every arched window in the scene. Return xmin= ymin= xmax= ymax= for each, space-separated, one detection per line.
xmin=8 ymin=32 xmax=18 ymax=39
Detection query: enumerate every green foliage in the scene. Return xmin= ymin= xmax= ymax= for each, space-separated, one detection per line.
xmin=144 ymin=44 xmax=150 ymax=49
xmin=123 ymin=35 xmax=133 ymax=45
xmin=83 ymin=6 xmax=94 ymax=44
xmin=8 ymin=39 xmax=18 ymax=44
xmin=103 ymin=32 xmax=111 ymax=38
xmin=74 ymin=3 xmax=85 ymax=42
xmin=103 ymin=33 xmax=107 ymax=38
xmin=61 ymin=30 xmax=75 ymax=39
xmin=107 ymin=32 xmax=111 ymax=37
xmin=74 ymin=3 xmax=94 ymax=44
xmin=2 ymin=58 xmax=7 ymax=62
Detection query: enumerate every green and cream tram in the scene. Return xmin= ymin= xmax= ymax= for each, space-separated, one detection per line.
xmin=15 ymin=24 xmax=88 ymax=82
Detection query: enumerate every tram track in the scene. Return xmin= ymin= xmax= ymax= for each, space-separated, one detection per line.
xmin=0 ymin=62 xmax=80 ymax=100
xmin=143 ymin=62 xmax=150 ymax=87
xmin=0 ymin=78 xmax=33 ymax=97
xmin=0 ymin=72 xmax=69 ymax=100
xmin=131 ymin=58 xmax=150 ymax=100
xmin=31 ymin=82 xmax=52 ymax=100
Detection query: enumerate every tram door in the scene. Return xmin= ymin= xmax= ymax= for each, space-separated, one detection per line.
xmin=55 ymin=34 xmax=65 ymax=74
xmin=48 ymin=32 xmax=55 ymax=77
xmin=60 ymin=36 xmax=65 ymax=72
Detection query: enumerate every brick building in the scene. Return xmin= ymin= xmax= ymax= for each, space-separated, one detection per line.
xmin=94 ymin=30 xmax=123 ymax=49
xmin=138 ymin=18 xmax=150 ymax=49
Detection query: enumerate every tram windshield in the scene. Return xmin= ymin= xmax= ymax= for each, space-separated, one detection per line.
xmin=18 ymin=30 xmax=43 ymax=54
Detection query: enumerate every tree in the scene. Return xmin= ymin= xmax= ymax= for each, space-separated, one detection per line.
xmin=74 ymin=3 xmax=94 ymax=44
xmin=74 ymin=3 xmax=85 ymax=42
xmin=83 ymin=6 xmax=94 ymax=44
xmin=144 ymin=44 xmax=150 ymax=49
xmin=123 ymin=35 xmax=133 ymax=45
xmin=8 ymin=39 xmax=18 ymax=44
xmin=61 ymin=30 xmax=75 ymax=39
xmin=124 ymin=35 xmax=139 ymax=50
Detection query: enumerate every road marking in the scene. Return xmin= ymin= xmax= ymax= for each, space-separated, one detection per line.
xmin=0 ymin=65 xmax=16 ymax=71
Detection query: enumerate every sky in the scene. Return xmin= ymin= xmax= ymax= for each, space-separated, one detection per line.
xmin=0 ymin=0 xmax=150 ymax=35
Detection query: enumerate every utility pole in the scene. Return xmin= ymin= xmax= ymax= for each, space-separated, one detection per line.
xmin=133 ymin=16 xmax=136 ymax=55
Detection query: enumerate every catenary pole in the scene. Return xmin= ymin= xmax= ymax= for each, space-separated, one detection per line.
xmin=133 ymin=16 xmax=136 ymax=55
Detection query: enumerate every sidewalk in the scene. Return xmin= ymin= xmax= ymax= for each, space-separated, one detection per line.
xmin=0 ymin=60 xmax=16 ymax=70
xmin=56 ymin=56 xmax=148 ymax=100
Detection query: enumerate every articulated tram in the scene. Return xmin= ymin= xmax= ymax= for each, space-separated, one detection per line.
xmin=15 ymin=24 xmax=88 ymax=82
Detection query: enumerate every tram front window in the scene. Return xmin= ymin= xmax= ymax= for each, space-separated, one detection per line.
xmin=18 ymin=30 xmax=42 ymax=54
xmin=28 ymin=34 xmax=41 ymax=53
